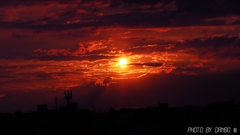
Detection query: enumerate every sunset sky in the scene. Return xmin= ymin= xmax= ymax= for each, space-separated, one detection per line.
xmin=1 ymin=0 xmax=240 ymax=113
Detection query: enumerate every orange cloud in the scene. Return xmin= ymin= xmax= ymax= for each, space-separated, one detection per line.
xmin=74 ymin=41 xmax=109 ymax=55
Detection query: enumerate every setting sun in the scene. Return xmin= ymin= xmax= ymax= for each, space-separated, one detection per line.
xmin=118 ymin=58 xmax=128 ymax=68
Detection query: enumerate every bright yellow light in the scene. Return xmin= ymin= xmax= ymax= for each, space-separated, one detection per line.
xmin=118 ymin=58 xmax=128 ymax=68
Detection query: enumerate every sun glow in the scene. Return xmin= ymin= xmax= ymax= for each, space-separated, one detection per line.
xmin=118 ymin=58 xmax=128 ymax=68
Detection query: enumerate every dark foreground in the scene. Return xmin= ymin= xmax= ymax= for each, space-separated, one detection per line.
xmin=0 ymin=100 xmax=239 ymax=135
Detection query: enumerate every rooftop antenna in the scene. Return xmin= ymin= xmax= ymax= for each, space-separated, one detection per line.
xmin=55 ymin=96 xmax=58 ymax=110
xmin=64 ymin=91 xmax=72 ymax=106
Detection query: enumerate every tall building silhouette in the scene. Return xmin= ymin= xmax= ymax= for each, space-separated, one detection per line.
xmin=64 ymin=91 xmax=72 ymax=106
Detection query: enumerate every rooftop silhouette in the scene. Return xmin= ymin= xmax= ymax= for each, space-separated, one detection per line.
xmin=0 ymin=97 xmax=239 ymax=134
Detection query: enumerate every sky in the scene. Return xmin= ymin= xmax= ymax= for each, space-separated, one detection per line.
xmin=0 ymin=0 xmax=240 ymax=113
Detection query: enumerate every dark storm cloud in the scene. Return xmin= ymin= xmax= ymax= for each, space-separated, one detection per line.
xmin=175 ymin=35 xmax=240 ymax=59
xmin=33 ymin=71 xmax=85 ymax=79
xmin=0 ymin=20 xmax=94 ymax=31
xmin=1 ymin=0 xmax=240 ymax=31
xmin=0 ymin=64 xmax=52 ymax=70
xmin=121 ymin=0 xmax=172 ymax=6
xmin=176 ymin=36 xmax=240 ymax=48
xmin=12 ymin=33 xmax=31 ymax=38
xmin=129 ymin=62 xmax=163 ymax=67
xmin=0 ymin=0 xmax=80 ymax=7
xmin=232 ymin=20 xmax=240 ymax=25
xmin=121 ymin=35 xmax=240 ymax=59
xmin=99 ymin=11 xmax=172 ymax=27
xmin=0 ymin=0 xmax=169 ymax=7
xmin=25 ymin=55 xmax=118 ymax=61
xmin=176 ymin=0 xmax=240 ymax=17
xmin=54 ymin=9 xmax=78 ymax=21
xmin=100 ymin=11 xmax=216 ymax=28
xmin=108 ymin=0 xmax=175 ymax=8
xmin=76 ymin=0 xmax=240 ymax=27
xmin=108 ymin=1 xmax=121 ymax=8
xmin=173 ymin=67 xmax=210 ymax=75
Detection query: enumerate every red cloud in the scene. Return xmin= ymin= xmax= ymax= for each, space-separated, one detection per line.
xmin=0 ymin=94 xmax=5 ymax=98
xmin=32 ymin=40 xmax=110 ymax=57
xmin=32 ymin=48 xmax=72 ymax=56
